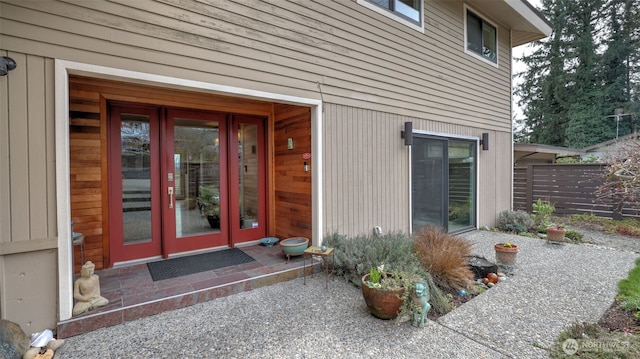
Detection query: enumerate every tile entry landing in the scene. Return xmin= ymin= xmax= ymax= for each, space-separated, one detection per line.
xmin=57 ymin=244 xmax=308 ymax=338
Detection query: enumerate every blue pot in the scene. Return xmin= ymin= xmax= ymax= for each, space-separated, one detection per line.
xmin=280 ymin=237 xmax=309 ymax=257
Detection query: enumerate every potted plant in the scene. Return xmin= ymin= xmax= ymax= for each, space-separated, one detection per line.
xmin=361 ymin=264 xmax=414 ymax=320
xmin=494 ymin=242 xmax=518 ymax=266
xmin=197 ymin=185 xmax=220 ymax=229
xmin=546 ymin=224 xmax=566 ymax=242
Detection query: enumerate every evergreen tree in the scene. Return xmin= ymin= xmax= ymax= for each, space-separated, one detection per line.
xmin=601 ymin=0 xmax=640 ymax=136
xmin=514 ymin=0 xmax=572 ymax=145
xmin=514 ymin=0 xmax=640 ymax=147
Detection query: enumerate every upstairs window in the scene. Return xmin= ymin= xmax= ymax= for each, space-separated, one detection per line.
xmin=363 ymin=0 xmax=422 ymax=24
xmin=465 ymin=7 xmax=498 ymax=65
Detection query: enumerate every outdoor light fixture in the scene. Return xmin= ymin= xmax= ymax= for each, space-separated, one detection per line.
xmin=481 ymin=133 xmax=489 ymax=151
xmin=401 ymin=122 xmax=413 ymax=146
xmin=0 ymin=56 xmax=17 ymax=76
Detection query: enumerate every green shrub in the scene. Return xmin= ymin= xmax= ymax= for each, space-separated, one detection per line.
xmin=564 ymin=229 xmax=584 ymax=242
xmin=618 ymin=258 xmax=640 ymax=313
xmin=532 ymin=198 xmax=555 ymax=230
xmin=322 ymin=231 xmax=454 ymax=315
xmin=497 ymin=210 xmax=535 ymax=233
xmin=413 ymin=226 xmax=474 ymax=290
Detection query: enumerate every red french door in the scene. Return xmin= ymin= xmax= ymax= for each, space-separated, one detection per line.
xmin=108 ymin=104 xmax=267 ymax=265
xmin=228 ymin=115 xmax=267 ymax=245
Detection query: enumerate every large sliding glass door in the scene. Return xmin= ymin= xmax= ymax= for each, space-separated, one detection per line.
xmin=412 ymin=135 xmax=476 ymax=233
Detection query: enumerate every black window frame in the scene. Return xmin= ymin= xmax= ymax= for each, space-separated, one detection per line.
xmin=465 ymin=8 xmax=498 ymax=64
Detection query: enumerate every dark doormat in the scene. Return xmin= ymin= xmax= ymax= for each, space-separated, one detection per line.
xmin=147 ymin=248 xmax=256 ymax=281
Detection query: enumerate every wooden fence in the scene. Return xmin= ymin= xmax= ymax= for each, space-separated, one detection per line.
xmin=513 ymin=163 xmax=640 ymax=219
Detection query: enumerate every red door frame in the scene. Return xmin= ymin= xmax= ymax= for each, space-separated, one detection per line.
xmin=108 ymin=103 xmax=269 ymax=265
xmin=163 ymin=108 xmax=229 ymax=254
xmin=228 ymin=115 xmax=268 ymax=246
xmin=108 ymin=104 xmax=163 ymax=264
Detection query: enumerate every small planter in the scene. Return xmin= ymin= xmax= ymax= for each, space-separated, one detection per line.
xmin=280 ymin=237 xmax=309 ymax=261
xmin=494 ymin=243 xmax=519 ymax=266
xmin=546 ymin=227 xmax=566 ymax=242
xmin=361 ymin=273 xmax=405 ymax=320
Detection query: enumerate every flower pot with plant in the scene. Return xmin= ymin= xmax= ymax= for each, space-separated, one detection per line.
xmin=197 ymin=185 xmax=220 ymax=229
xmin=546 ymin=225 xmax=566 ymax=242
xmin=361 ymin=264 xmax=411 ymax=320
xmin=494 ymin=242 xmax=519 ymax=266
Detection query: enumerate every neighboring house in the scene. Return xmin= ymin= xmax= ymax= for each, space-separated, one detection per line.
xmin=514 ymin=143 xmax=585 ymax=167
xmin=582 ymin=132 xmax=639 ymax=162
xmin=0 ymin=0 xmax=550 ymax=333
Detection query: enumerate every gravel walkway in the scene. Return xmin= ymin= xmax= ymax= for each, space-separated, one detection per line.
xmin=54 ymin=230 xmax=639 ymax=359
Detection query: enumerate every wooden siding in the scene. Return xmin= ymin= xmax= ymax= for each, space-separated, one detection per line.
xmin=321 ymin=104 xmax=512 ymax=234
xmin=273 ymin=104 xmax=312 ymax=240
xmin=69 ymin=76 xmax=311 ymax=268
xmin=1 ymin=0 xmax=512 ymax=132
xmin=0 ymin=51 xmax=58 ymax=332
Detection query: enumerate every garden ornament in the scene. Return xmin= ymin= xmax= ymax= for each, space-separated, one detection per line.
xmin=411 ymin=281 xmax=431 ymax=328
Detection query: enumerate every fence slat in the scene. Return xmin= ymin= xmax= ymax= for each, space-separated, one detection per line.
xmin=513 ymin=164 xmax=640 ymax=220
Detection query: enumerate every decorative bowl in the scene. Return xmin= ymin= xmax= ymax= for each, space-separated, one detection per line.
xmin=259 ymin=237 xmax=279 ymax=247
xmin=280 ymin=237 xmax=309 ymax=257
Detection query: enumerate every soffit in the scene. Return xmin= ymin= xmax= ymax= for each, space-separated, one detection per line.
xmin=463 ymin=0 xmax=553 ymax=47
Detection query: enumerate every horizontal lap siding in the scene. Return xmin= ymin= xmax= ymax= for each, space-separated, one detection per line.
xmin=2 ymin=0 xmax=511 ymax=131
xmin=69 ymin=106 xmax=104 ymax=272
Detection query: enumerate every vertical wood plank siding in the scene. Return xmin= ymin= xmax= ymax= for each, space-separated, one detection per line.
xmin=0 ymin=52 xmax=56 ymax=245
xmin=0 ymin=51 xmax=58 ymax=332
xmin=322 ymin=104 xmax=511 ymax=234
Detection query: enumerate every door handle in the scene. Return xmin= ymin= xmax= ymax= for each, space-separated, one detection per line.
xmin=168 ymin=187 xmax=174 ymax=209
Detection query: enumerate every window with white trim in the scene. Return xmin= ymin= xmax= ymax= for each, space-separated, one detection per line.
xmin=464 ymin=7 xmax=498 ymax=65
xmin=361 ymin=0 xmax=422 ymax=24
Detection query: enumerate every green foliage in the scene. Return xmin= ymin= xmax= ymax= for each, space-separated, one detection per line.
xmin=497 ymin=210 xmax=535 ymax=233
xmin=570 ymin=214 xmax=640 ymax=236
xmin=618 ymin=258 xmax=640 ymax=313
xmin=550 ymin=321 xmax=640 ymax=359
xmin=532 ymin=199 xmax=555 ymax=230
xmin=564 ymin=229 xmax=584 ymax=242
xmin=197 ymin=185 xmax=219 ymax=217
xmin=368 ymin=267 xmax=382 ymax=286
xmin=514 ymin=0 xmax=640 ymax=147
xmin=322 ymin=232 xmax=454 ymax=315
xmin=448 ymin=201 xmax=471 ymax=224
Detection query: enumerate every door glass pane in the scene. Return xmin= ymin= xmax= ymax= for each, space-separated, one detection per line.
xmin=412 ymin=137 xmax=446 ymax=230
xmin=174 ymin=119 xmax=220 ymax=237
xmin=448 ymin=140 xmax=476 ymax=231
xmin=121 ymin=115 xmax=152 ymax=244
xmin=238 ymin=123 xmax=259 ymax=229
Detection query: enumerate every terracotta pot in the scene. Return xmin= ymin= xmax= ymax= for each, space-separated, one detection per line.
xmin=494 ymin=243 xmax=519 ymax=265
xmin=361 ymin=273 xmax=405 ymax=320
xmin=546 ymin=228 xmax=566 ymax=241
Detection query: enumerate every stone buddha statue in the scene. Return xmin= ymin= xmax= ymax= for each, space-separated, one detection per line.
xmin=72 ymin=261 xmax=109 ymax=316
